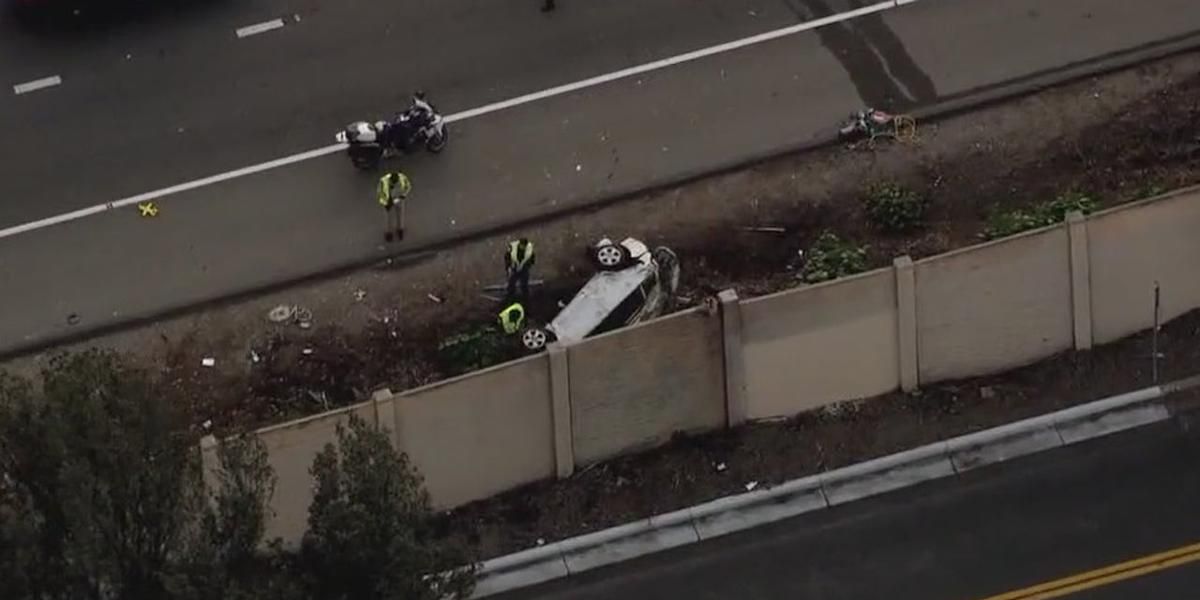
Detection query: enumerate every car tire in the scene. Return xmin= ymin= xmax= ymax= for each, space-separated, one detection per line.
xmin=521 ymin=328 xmax=551 ymax=351
xmin=592 ymin=242 xmax=630 ymax=271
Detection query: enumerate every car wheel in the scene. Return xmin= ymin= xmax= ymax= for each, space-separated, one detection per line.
xmin=521 ymin=328 xmax=550 ymax=351
xmin=593 ymin=243 xmax=630 ymax=271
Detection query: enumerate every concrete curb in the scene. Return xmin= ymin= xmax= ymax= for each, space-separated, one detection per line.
xmin=469 ymin=380 xmax=1196 ymax=598
xmin=7 ymin=29 xmax=1200 ymax=361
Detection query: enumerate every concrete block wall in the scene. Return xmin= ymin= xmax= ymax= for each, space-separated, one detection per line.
xmin=914 ymin=227 xmax=1074 ymax=382
xmin=741 ymin=267 xmax=900 ymax=420
xmin=223 ymin=186 xmax=1200 ymax=547
xmin=1087 ymin=189 xmax=1200 ymax=344
xmin=567 ymin=307 xmax=726 ymax=465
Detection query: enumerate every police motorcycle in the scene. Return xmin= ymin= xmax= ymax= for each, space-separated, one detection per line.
xmin=335 ymin=92 xmax=449 ymax=170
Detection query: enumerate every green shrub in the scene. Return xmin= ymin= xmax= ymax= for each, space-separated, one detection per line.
xmin=800 ymin=232 xmax=869 ymax=284
xmin=982 ymin=191 xmax=1097 ymax=240
xmin=437 ymin=326 xmax=508 ymax=374
xmin=862 ymin=182 xmax=928 ymax=232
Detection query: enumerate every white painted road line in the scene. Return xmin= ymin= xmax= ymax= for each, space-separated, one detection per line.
xmin=13 ymin=76 xmax=62 ymax=95
xmin=236 ymin=18 xmax=285 ymax=38
xmin=0 ymin=0 xmax=909 ymax=241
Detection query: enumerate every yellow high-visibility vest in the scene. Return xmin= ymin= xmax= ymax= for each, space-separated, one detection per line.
xmin=508 ymin=240 xmax=535 ymax=271
xmin=498 ymin=302 xmax=526 ymax=334
xmin=377 ymin=172 xmax=411 ymax=207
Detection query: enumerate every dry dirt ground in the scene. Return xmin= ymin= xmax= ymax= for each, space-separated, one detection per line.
xmin=0 ymin=49 xmax=1197 ymax=563
xmin=439 ymin=307 xmax=1200 ymax=559
xmin=5 ymin=52 xmax=1200 ymax=437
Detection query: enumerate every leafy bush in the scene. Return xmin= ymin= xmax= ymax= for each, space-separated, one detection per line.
xmin=800 ymin=232 xmax=869 ymax=284
xmin=302 ymin=415 xmax=476 ymax=600
xmin=982 ymin=191 xmax=1097 ymax=240
xmin=437 ymin=325 xmax=510 ymax=375
xmin=862 ymin=182 xmax=928 ymax=232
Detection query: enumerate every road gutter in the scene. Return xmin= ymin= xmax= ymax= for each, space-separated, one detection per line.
xmin=468 ymin=375 xmax=1200 ymax=598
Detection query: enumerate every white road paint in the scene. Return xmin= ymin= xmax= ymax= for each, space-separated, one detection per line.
xmin=13 ymin=76 xmax=62 ymax=95
xmin=236 ymin=18 xmax=285 ymax=38
xmin=0 ymin=0 xmax=910 ymax=241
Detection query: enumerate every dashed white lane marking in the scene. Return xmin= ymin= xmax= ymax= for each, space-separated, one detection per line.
xmin=236 ymin=18 xmax=285 ymax=38
xmin=13 ymin=76 xmax=62 ymax=95
xmin=0 ymin=0 xmax=909 ymax=240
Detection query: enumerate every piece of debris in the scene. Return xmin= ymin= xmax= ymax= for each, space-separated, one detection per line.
xmin=980 ymin=386 xmax=995 ymax=399
xmin=353 ymin=289 xmax=367 ymax=301
xmin=482 ymin=279 xmax=545 ymax=292
xmin=249 ymin=350 xmax=261 ymax=364
xmin=714 ymin=462 xmax=727 ymax=473
xmin=201 ymin=358 xmax=216 ymax=368
xmin=301 ymin=348 xmax=314 ymax=356
xmin=427 ymin=293 xmax=444 ymax=304
xmin=744 ymin=481 xmax=759 ymax=492
xmin=536 ymin=538 xmax=546 ymax=546
xmin=66 ymin=313 xmax=80 ymax=326
xmin=202 ymin=419 xmax=212 ymax=430
xmin=268 ymin=304 xmax=296 ymax=323
xmin=742 ymin=226 xmax=786 ymax=233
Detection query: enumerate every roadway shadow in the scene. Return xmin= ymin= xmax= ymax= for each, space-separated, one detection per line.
xmin=7 ymin=0 xmax=231 ymax=38
xmin=782 ymin=0 xmax=938 ymax=110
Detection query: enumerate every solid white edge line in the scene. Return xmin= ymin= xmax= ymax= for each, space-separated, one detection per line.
xmin=236 ymin=18 xmax=285 ymax=38
xmin=0 ymin=0 xmax=903 ymax=241
xmin=13 ymin=75 xmax=63 ymax=95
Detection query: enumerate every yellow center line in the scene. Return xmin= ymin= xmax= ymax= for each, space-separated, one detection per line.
xmin=976 ymin=541 xmax=1200 ymax=600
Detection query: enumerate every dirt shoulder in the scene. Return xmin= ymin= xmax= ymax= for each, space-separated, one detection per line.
xmin=5 ymin=52 xmax=1200 ymax=436
xmin=439 ymin=308 xmax=1200 ymax=559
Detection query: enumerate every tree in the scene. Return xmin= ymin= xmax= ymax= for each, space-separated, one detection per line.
xmin=301 ymin=414 xmax=476 ymax=600
xmin=0 ymin=350 xmax=282 ymax=600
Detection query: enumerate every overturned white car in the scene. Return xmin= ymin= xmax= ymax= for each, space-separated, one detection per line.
xmin=521 ymin=237 xmax=680 ymax=351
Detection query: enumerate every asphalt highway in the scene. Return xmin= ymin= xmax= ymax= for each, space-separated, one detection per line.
xmin=493 ymin=418 xmax=1200 ymax=600
xmin=2 ymin=0 xmax=1200 ymax=353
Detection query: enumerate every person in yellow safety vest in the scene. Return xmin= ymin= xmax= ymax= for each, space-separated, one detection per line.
xmin=377 ymin=172 xmax=412 ymax=242
xmin=504 ymin=238 xmax=536 ymax=301
xmin=498 ymin=302 xmax=526 ymax=335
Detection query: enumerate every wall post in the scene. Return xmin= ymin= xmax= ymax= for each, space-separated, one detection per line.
xmin=894 ymin=255 xmax=920 ymax=392
xmin=372 ymin=388 xmax=398 ymax=448
xmin=717 ymin=289 xmax=749 ymax=427
xmin=547 ymin=343 xmax=575 ymax=478
xmin=1066 ymin=210 xmax=1094 ymax=350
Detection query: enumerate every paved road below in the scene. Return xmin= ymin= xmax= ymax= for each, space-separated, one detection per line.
xmin=2 ymin=0 xmax=1200 ymax=354
xmin=494 ymin=418 xmax=1200 ymax=600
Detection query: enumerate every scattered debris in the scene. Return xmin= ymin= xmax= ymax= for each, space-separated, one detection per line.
xmin=201 ymin=358 xmax=216 ymax=368
xmin=427 ymin=294 xmax=444 ymax=304
xmin=66 ymin=313 xmax=80 ymax=326
xmin=301 ymin=348 xmax=314 ymax=356
xmin=536 ymin=538 xmax=546 ymax=546
xmin=980 ymin=386 xmax=995 ymax=399
xmin=714 ymin=462 xmax=727 ymax=473
xmin=741 ymin=226 xmax=786 ymax=233
xmin=249 ymin=350 xmax=261 ymax=364
xmin=482 ymin=280 xmax=545 ymax=292
xmin=202 ymin=419 xmax=212 ymax=430
xmin=268 ymin=305 xmax=297 ymax=323
xmin=267 ymin=304 xmax=313 ymax=328
xmin=744 ymin=481 xmax=759 ymax=492
xmin=354 ymin=289 xmax=367 ymax=302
